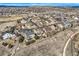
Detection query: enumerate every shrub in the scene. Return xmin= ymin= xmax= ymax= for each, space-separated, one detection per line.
xmin=2 ymin=42 xmax=8 ymax=46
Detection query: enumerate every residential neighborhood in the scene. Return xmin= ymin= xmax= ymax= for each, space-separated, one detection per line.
xmin=0 ymin=7 xmax=79 ymax=56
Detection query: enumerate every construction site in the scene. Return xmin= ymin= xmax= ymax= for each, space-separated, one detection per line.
xmin=0 ymin=7 xmax=79 ymax=56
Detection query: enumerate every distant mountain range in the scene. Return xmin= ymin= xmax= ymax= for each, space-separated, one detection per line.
xmin=0 ymin=3 xmax=79 ymax=8
xmin=0 ymin=5 xmax=29 ymax=7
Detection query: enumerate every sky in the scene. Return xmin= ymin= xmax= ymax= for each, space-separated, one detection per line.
xmin=0 ymin=3 xmax=79 ymax=6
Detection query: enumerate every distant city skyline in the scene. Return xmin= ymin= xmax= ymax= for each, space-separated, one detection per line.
xmin=0 ymin=3 xmax=79 ymax=6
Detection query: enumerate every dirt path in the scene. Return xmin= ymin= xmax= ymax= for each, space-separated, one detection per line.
xmin=63 ymin=31 xmax=79 ymax=56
